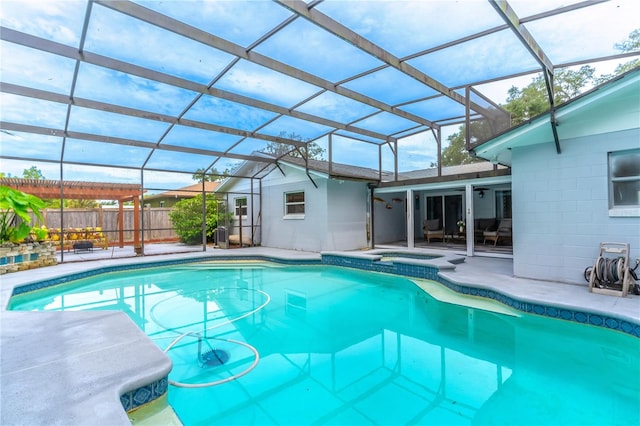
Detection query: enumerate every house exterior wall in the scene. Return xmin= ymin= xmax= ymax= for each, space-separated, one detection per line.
xmin=222 ymin=178 xmax=261 ymax=244
xmin=261 ymin=167 xmax=329 ymax=252
xmin=325 ymin=179 xmax=369 ymax=250
xmin=512 ymin=127 xmax=640 ymax=284
xmin=219 ymin=164 xmax=371 ymax=252
xmin=374 ymin=192 xmax=407 ymax=244
xmin=145 ymin=197 xmax=181 ymax=208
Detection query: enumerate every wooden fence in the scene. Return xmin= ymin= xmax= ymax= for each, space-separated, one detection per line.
xmin=35 ymin=207 xmax=178 ymax=244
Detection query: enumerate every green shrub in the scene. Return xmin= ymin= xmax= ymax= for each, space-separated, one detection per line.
xmin=168 ymin=194 xmax=230 ymax=245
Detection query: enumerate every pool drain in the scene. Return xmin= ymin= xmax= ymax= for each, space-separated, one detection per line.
xmin=163 ymin=288 xmax=270 ymax=388
xmin=198 ymin=337 xmax=229 ymax=368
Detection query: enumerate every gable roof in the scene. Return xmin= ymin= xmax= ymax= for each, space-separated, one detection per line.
xmin=215 ymin=153 xmax=508 ymax=193
xmin=473 ymin=67 xmax=640 ymax=166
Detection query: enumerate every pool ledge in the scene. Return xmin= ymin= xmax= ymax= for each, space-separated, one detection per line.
xmin=0 ymin=310 xmax=171 ymax=426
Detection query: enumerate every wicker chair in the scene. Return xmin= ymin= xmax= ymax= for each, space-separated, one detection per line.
xmin=423 ymin=219 xmax=445 ymax=243
xmin=483 ymin=218 xmax=512 ymax=246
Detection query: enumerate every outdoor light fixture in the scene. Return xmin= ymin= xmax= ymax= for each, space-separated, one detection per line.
xmin=474 ymin=187 xmax=489 ymax=198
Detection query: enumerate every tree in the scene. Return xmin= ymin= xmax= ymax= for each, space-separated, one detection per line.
xmin=168 ymin=194 xmax=230 ymax=245
xmin=437 ymin=30 xmax=639 ymax=167
xmin=261 ymin=131 xmax=326 ymax=160
xmin=433 ymin=128 xmax=484 ymax=167
xmin=439 ymin=65 xmax=598 ymax=166
xmin=598 ymin=29 xmax=640 ymax=82
xmin=22 ymin=166 xmax=45 ymax=180
xmin=46 ymin=199 xmax=99 ymax=208
xmin=192 ymin=167 xmax=230 ymax=182
xmin=503 ymin=66 xmax=596 ymax=125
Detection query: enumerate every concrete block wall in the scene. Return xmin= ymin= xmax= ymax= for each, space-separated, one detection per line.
xmin=512 ymin=128 xmax=640 ymax=284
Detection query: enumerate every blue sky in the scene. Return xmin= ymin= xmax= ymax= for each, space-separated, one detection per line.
xmin=1 ymin=0 xmax=639 ymax=191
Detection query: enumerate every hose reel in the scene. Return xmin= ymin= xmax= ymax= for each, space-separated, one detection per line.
xmin=586 ymin=242 xmax=637 ymax=297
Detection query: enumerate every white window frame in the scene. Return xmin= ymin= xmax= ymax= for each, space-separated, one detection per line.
xmin=608 ymin=148 xmax=640 ymax=217
xmin=284 ymin=191 xmax=305 ymax=219
xmin=234 ymin=197 xmax=247 ymax=217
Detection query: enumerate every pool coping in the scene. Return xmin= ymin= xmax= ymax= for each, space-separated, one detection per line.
xmin=1 ymin=247 xmax=639 ymax=425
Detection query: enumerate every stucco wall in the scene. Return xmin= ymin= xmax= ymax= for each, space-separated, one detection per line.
xmin=325 ymin=179 xmax=369 ymax=251
xmin=373 ymin=192 xmax=407 ymax=244
xmin=257 ymin=166 xmax=371 ymax=252
xmin=512 ymin=127 xmax=640 ymax=284
xmin=258 ymin=167 xmax=323 ymax=251
xmin=221 ymin=178 xmax=261 ymax=244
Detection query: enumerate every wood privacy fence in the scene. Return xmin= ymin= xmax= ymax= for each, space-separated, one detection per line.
xmin=34 ymin=207 xmax=178 ymax=244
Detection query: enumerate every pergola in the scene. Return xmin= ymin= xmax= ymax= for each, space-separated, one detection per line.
xmin=1 ymin=0 xmax=638 ymax=186
xmin=0 ymin=178 xmax=144 ymax=250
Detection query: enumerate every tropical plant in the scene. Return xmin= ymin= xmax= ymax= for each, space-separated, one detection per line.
xmin=30 ymin=226 xmax=49 ymax=242
xmin=168 ymin=194 xmax=232 ymax=245
xmin=0 ymin=186 xmax=46 ymax=243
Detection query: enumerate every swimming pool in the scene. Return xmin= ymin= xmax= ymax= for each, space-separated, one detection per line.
xmin=9 ymin=261 xmax=640 ymax=425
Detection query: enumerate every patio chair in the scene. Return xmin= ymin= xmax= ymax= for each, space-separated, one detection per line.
xmin=483 ymin=218 xmax=512 ymax=246
xmin=423 ymin=219 xmax=445 ymax=243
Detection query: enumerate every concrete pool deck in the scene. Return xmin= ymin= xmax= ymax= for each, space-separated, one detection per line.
xmin=1 ymin=244 xmax=638 ymax=425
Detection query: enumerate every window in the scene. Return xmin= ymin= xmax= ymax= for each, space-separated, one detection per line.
xmin=609 ymin=149 xmax=640 ymax=216
xmin=234 ymin=197 xmax=247 ymax=217
xmin=495 ymin=190 xmax=512 ymax=219
xmin=159 ymin=201 xmax=165 ymax=208
xmin=284 ymin=191 xmax=305 ymax=218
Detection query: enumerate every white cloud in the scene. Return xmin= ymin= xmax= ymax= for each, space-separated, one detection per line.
xmin=398 ymin=131 xmax=438 ymax=171
xmin=184 ymin=95 xmax=276 ymax=131
xmin=74 ymin=63 xmax=196 ymax=116
xmin=215 ymin=60 xmax=320 ymax=107
xmin=253 ymin=17 xmax=383 ymax=82
xmin=296 ymin=91 xmax=378 ymax=124
xmin=0 ymin=92 xmax=68 ymax=128
xmin=0 ymin=41 xmax=76 ymax=94
xmin=0 ymin=0 xmax=85 ymax=46
xmin=139 ymin=0 xmax=292 ymax=47
xmin=317 ymin=0 xmax=503 ymax=57
xmin=68 ymin=106 xmax=170 ymax=142
xmin=85 ymin=4 xmax=235 ymax=84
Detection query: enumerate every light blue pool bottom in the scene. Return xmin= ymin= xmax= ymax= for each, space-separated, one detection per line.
xmin=8 ymin=253 xmax=640 ymax=417
xmin=9 ymin=260 xmax=639 ymax=425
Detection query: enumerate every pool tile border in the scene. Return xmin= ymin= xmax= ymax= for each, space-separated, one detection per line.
xmin=120 ymin=376 xmax=169 ymax=412
xmin=10 ymin=255 xmax=322 ymax=296
xmin=321 ymin=253 xmax=640 ymax=338
xmin=12 ymin=254 xmax=640 ymax=340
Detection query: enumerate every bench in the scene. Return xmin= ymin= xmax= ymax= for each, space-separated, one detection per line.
xmin=73 ymin=241 xmax=94 ymax=254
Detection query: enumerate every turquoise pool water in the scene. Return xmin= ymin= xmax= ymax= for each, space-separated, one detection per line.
xmin=9 ymin=262 xmax=640 ymax=425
